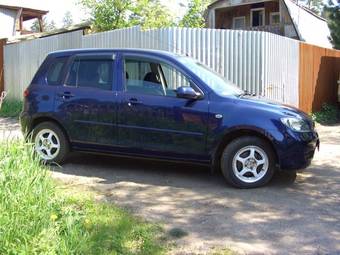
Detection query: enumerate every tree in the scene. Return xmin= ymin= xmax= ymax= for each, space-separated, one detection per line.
xmin=30 ymin=17 xmax=57 ymax=32
xmin=179 ymin=0 xmax=212 ymax=28
xmin=30 ymin=19 xmax=41 ymax=32
xmin=62 ymin=11 xmax=74 ymax=27
xmin=79 ymin=0 xmax=173 ymax=32
xmin=130 ymin=0 xmax=174 ymax=29
xmin=46 ymin=20 xmax=57 ymax=31
xmin=324 ymin=0 xmax=340 ymax=49
xmin=301 ymin=0 xmax=324 ymax=15
xmin=80 ymin=0 xmax=131 ymax=31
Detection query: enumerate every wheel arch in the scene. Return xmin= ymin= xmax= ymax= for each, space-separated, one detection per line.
xmin=211 ymin=128 xmax=279 ymax=171
xmin=31 ymin=116 xmax=71 ymax=144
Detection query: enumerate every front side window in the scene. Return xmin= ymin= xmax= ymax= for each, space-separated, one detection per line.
xmin=46 ymin=57 xmax=67 ymax=85
xmin=125 ymin=58 xmax=192 ymax=97
xmin=66 ymin=58 xmax=113 ymax=90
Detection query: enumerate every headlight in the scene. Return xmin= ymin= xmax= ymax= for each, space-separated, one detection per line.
xmin=281 ymin=117 xmax=311 ymax=132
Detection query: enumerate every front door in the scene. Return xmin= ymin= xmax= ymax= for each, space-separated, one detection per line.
xmin=117 ymin=55 xmax=209 ymax=161
xmin=54 ymin=53 xmax=117 ymax=148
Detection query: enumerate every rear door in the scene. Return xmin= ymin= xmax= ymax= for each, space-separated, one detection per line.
xmin=54 ymin=53 xmax=117 ymax=148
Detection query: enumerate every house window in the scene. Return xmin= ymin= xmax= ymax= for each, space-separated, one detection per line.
xmin=270 ymin=12 xmax=280 ymax=25
xmin=251 ymin=8 xmax=265 ymax=27
xmin=233 ymin=16 xmax=246 ymax=29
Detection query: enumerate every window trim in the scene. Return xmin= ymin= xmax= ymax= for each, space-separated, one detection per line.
xmin=250 ymin=8 xmax=265 ymax=27
xmin=63 ymin=53 xmax=115 ymax=91
xmin=232 ymin=16 xmax=246 ymax=29
xmin=123 ymin=55 xmax=204 ymax=99
xmin=270 ymin=12 xmax=280 ymax=25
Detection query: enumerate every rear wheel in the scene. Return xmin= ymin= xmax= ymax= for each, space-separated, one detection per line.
xmin=221 ymin=136 xmax=276 ymax=188
xmin=32 ymin=122 xmax=69 ymax=164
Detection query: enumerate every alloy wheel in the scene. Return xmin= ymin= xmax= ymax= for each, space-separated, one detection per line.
xmin=34 ymin=129 xmax=60 ymax=161
xmin=232 ymin=145 xmax=269 ymax=183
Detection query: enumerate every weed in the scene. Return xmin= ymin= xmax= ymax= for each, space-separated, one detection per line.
xmin=311 ymin=103 xmax=338 ymax=124
xmin=0 ymin=139 xmax=165 ymax=254
xmin=0 ymin=99 xmax=23 ymax=118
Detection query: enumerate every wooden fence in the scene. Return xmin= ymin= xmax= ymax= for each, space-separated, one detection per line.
xmin=299 ymin=43 xmax=340 ymax=113
xmin=0 ymin=38 xmax=6 ymax=94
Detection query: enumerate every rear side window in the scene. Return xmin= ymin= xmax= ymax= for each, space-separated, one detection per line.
xmin=46 ymin=57 xmax=67 ymax=85
xmin=66 ymin=58 xmax=113 ymax=91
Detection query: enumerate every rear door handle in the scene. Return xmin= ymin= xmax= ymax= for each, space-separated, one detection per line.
xmin=57 ymin=92 xmax=74 ymax=100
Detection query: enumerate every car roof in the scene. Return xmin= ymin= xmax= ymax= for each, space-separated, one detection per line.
xmin=49 ymin=48 xmax=184 ymax=59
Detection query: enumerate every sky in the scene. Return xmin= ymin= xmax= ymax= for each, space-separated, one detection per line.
xmin=0 ymin=0 xmax=189 ymax=29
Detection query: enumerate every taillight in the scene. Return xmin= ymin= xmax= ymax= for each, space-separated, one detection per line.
xmin=23 ymin=89 xmax=29 ymax=97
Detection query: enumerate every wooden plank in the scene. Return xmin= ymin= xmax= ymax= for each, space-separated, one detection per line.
xmin=0 ymin=39 xmax=6 ymax=94
xmin=299 ymin=42 xmax=340 ymax=113
xmin=299 ymin=43 xmax=314 ymax=113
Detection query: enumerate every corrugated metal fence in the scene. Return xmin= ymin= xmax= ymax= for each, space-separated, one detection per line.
xmin=4 ymin=26 xmax=300 ymax=107
xmin=4 ymin=30 xmax=83 ymax=99
xmin=82 ymin=27 xmax=267 ymax=96
xmin=263 ymin=32 xmax=299 ymax=106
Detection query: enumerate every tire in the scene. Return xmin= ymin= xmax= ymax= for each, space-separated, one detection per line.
xmin=31 ymin=121 xmax=69 ymax=164
xmin=221 ymin=136 xmax=276 ymax=188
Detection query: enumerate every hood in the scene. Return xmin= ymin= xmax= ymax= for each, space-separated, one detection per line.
xmin=237 ymin=95 xmax=310 ymax=119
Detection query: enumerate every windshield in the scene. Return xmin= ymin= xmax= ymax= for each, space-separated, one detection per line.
xmin=178 ymin=57 xmax=244 ymax=96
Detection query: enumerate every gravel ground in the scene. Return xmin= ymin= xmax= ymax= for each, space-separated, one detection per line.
xmin=1 ymin=117 xmax=339 ymax=255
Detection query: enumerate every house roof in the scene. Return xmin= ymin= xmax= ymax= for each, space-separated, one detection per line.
xmin=0 ymin=3 xmax=48 ymax=15
xmin=208 ymin=0 xmax=333 ymax=49
xmin=0 ymin=0 xmax=48 ymax=14
xmin=6 ymin=22 xmax=91 ymax=44
xmin=208 ymin=0 xmax=273 ymax=8
xmin=282 ymin=0 xmax=332 ymax=48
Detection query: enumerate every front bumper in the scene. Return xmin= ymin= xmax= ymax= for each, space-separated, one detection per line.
xmin=277 ymin=130 xmax=319 ymax=171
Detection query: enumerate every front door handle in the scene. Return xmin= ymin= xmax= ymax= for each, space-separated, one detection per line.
xmin=128 ymin=98 xmax=142 ymax=106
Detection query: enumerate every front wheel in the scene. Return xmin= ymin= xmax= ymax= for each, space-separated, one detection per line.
xmin=32 ymin=122 xmax=69 ymax=164
xmin=221 ymin=136 xmax=276 ymax=188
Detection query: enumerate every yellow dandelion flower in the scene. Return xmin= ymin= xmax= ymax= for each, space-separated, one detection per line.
xmin=84 ymin=218 xmax=91 ymax=228
xmin=50 ymin=214 xmax=58 ymax=221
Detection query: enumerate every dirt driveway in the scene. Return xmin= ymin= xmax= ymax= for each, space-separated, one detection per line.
xmin=1 ymin=117 xmax=339 ymax=254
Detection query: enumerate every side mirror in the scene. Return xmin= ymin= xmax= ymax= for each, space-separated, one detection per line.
xmin=176 ymin=86 xmax=202 ymax=100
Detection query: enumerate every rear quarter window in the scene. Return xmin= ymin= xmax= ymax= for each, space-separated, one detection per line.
xmin=65 ymin=58 xmax=113 ymax=91
xmin=46 ymin=57 xmax=68 ymax=85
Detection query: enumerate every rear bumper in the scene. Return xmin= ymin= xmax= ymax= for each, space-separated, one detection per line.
xmin=277 ymin=130 xmax=319 ymax=171
xmin=19 ymin=111 xmax=33 ymax=135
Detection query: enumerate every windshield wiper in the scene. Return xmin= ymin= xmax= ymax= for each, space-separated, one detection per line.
xmin=238 ymin=91 xmax=256 ymax=97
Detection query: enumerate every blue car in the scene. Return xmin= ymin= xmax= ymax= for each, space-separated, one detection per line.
xmin=20 ymin=49 xmax=319 ymax=188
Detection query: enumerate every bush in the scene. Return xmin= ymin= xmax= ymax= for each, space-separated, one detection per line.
xmin=311 ymin=103 xmax=339 ymax=124
xmin=0 ymin=99 xmax=23 ymax=118
xmin=0 ymin=140 xmax=165 ymax=254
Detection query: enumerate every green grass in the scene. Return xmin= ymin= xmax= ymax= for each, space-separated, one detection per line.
xmin=210 ymin=248 xmax=237 ymax=255
xmin=0 ymin=98 xmax=23 ymax=118
xmin=0 ymin=139 xmax=165 ymax=254
xmin=311 ymin=103 xmax=339 ymax=125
